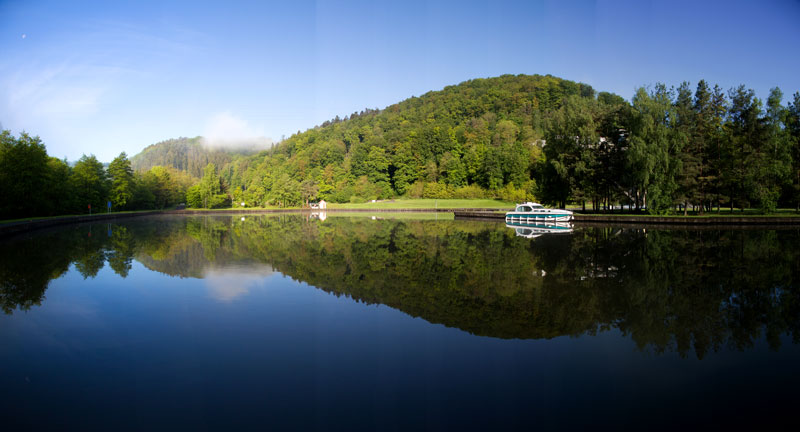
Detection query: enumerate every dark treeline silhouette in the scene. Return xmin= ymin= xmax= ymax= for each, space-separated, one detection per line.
xmin=3 ymin=74 xmax=799 ymax=217
xmin=2 ymin=214 xmax=799 ymax=358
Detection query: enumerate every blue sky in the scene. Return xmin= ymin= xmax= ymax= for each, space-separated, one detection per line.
xmin=1 ymin=0 xmax=799 ymax=161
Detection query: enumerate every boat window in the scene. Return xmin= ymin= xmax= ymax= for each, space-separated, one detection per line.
xmin=519 ymin=206 xmax=532 ymax=212
xmin=532 ymin=204 xmax=544 ymax=209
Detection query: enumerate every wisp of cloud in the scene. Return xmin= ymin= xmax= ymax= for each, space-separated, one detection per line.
xmin=201 ymin=112 xmax=273 ymax=150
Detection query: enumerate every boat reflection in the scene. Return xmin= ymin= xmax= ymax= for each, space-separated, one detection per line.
xmin=505 ymin=221 xmax=573 ymax=238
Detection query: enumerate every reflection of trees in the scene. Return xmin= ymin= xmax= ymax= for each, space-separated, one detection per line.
xmin=561 ymin=228 xmax=800 ymax=357
xmin=1 ymin=215 xmax=799 ymax=359
xmin=0 ymin=216 xmax=194 ymax=313
xmin=107 ymin=226 xmax=135 ymax=277
xmin=222 ymin=218 xmax=800 ymax=358
xmin=0 ymin=230 xmax=73 ymax=313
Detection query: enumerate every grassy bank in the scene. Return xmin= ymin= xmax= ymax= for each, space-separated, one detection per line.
xmin=326 ymin=212 xmax=455 ymax=220
xmin=328 ymin=199 xmax=514 ymax=209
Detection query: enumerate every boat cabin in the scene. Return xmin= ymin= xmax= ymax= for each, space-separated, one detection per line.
xmin=515 ymin=202 xmax=545 ymax=213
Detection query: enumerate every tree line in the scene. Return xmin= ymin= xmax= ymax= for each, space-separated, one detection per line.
xmin=2 ymin=74 xmax=799 ymax=218
xmin=213 ymin=74 xmax=800 ymax=213
xmin=0 ymin=130 xmax=194 ymax=220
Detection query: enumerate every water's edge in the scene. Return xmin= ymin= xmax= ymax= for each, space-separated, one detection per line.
xmin=455 ymin=211 xmax=800 ymax=226
xmin=4 ymin=207 xmax=800 ymax=238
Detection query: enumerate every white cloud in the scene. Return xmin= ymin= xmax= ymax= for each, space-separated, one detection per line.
xmin=204 ymin=265 xmax=275 ymax=303
xmin=202 ymin=111 xmax=273 ymax=149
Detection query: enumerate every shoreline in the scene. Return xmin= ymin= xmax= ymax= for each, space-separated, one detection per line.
xmin=3 ymin=208 xmax=800 ymax=237
xmin=453 ymin=211 xmax=800 ymax=225
xmin=0 ymin=210 xmax=166 ymax=238
xmin=0 ymin=208 xmax=503 ymax=237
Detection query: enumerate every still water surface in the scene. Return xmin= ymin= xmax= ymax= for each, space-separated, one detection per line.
xmin=1 ymin=214 xmax=799 ymax=430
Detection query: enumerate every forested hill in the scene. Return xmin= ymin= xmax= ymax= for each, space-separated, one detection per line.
xmin=130 ymin=136 xmax=265 ymax=178
xmin=212 ymin=72 xmax=797 ymax=213
xmin=218 ymin=74 xmax=617 ymax=205
xmin=5 ymin=74 xmax=796 ymax=220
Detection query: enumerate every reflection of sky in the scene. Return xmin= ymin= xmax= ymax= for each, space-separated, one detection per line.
xmin=3 ymin=233 xmax=800 ymax=429
xmin=203 ymin=265 xmax=274 ymax=303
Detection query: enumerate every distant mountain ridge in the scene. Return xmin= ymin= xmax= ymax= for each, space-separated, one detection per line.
xmin=130 ymin=136 xmax=268 ymax=178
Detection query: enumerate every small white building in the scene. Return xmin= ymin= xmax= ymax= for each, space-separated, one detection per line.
xmin=318 ymin=199 xmax=327 ymax=209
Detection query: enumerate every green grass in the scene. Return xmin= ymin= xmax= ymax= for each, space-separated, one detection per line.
xmin=176 ymin=199 xmax=513 ymax=211
xmin=328 ymin=199 xmax=514 ymax=209
xmin=325 ymin=211 xmax=455 ymax=220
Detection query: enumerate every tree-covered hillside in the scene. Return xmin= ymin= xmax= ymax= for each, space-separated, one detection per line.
xmin=3 ymin=73 xmax=799 ymax=220
xmin=206 ymin=73 xmax=799 ymax=213
xmin=220 ymin=74 xmax=606 ymax=206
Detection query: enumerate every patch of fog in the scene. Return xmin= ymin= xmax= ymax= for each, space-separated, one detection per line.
xmin=201 ymin=111 xmax=274 ymax=151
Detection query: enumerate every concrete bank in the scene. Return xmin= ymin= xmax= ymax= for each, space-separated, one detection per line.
xmin=0 ymin=211 xmax=165 ymax=237
xmin=8 ymin=208 xmax=796 ymax=238
xmin=453 ymin=211 xmax=800 ymax=225
xmin=574 ymin=214 xmax=800 ymax=225
xmin=0 ymin=208 xmax=510 ymax=237
xmin=173 ymin=207 xmax=508 ymax=216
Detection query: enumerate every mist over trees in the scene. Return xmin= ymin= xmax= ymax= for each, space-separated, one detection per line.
xmin=130 ymin=137 xmax=249 ymax=178
xmin=1 ymin=74 xmax=799 ymax=219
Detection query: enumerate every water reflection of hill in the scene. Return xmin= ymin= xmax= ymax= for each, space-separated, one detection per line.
xmin=1 ymin=215 xmax=799 ymax=358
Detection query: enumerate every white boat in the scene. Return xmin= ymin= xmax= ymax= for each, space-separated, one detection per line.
xmin=505 ymin=202 xmax=573 ymax=223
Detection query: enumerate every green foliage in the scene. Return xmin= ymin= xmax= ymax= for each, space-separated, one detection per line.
xmin=786 ymin=92 xmax=800 ymax=210
xmin=422 ymin=181 xmax=452 ymax=198
xmin=210 ymin=74 xmax=603 ymax=205
xmin=0 ymin=131 xmax=51 ymax=218
xmin=187 ymin=163 xmax=229 ymax=208
xmin=129 ymin=136 xmax=265 ymax=178
xmin=0 ymin=130 xmax=201 ymax=219
xmin=123 ymin=74 xmax=799 ymax=213
xmin=627 ymin=85 xmax=682 ymax=214
xmin=138 ymin=165 xmax=196 ymax=209
xmin=108 ymin=152 xmax=135 ymax=210
xmin=3 ymin=74 xmax=800 ymax=219
xmin=541 ymin=95 xmax=599 ymax=208
xmin=270 ymin=173 xmax=300 ymax=207
xmin=71 ymin=154 xmax=110 ymax=213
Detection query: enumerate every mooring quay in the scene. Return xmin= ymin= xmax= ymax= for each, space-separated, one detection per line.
xmin=453 ymin=211 xmax=800 ymax=226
